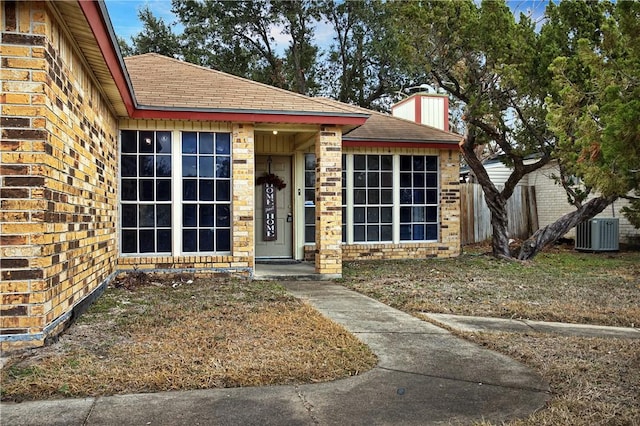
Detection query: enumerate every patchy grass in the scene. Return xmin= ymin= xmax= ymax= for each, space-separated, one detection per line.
xmin=1 ymin=276 xmax=376 ymax=401
xmin=342 ymin=248 xmax=640 ymax=327
xmin=467 ymin=333 xmax=640 ymax=426
xmin=342 ymin=247 xmax=640 ymax=425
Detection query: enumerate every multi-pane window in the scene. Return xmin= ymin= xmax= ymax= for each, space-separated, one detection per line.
xmin=304 ymin=154 xmax=316 ymax=243
xmin=181 ymin=132 xmax=231 ymax=253
xmin=120 ymin=130 xmax=232 ymax=255
xmin=305 ymin=153 xmax=440 ymax=245
xmin=352 ymin=155 xmax=393 ymax=242
xmin=342 ymin=155 xmax=347 ymax=243
xmin=120 ymin=130 xmax=173 ymax=254
xmin=399 ymin=155 xmax=439 ymax=241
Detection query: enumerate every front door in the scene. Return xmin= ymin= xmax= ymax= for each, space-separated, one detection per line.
xmin=255 ymin=156 xmax=293 ymax=258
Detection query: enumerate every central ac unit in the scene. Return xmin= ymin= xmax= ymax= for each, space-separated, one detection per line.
xmin=575 ymin=218 xmax=619 ymax=252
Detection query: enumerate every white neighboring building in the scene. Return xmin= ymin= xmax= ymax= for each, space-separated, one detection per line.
xmin=460 ymin=157 xmax=536 ymax=187
xmin=527 ymin=162 xmax=638 ymax=245
xmin=392 ymin=93 xmax=450 ymax=131
xmin=461 ymin=159 xmax=639 ymax=245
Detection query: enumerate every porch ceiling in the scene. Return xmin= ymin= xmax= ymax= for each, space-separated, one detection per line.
xmin=254 ymin=124 xmax=320 ymax=152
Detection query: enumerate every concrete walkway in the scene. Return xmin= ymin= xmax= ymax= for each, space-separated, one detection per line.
xmin=422 ymin=313 xmax=640 ymax=339
xmin=2 ymin=281 xmax=553 ymax=425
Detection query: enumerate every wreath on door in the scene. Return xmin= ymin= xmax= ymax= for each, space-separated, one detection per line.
xmin=256 ymin=173 xmax=287 ymax=190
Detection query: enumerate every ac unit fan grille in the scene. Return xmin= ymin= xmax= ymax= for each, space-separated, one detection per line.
xmin=575 ymin=218 xmax=619 ymax=251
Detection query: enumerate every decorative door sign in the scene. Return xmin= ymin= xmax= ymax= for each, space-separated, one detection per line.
xmin=256 ymin=156 xmax=287 ymax=242
xmin=263 ymin=182 xmax=277 ymax=241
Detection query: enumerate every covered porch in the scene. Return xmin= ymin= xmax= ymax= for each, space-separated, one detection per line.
xmin=253 ymin=124 xmax=346 ymax=277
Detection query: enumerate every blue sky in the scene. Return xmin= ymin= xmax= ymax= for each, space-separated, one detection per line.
xmin=105 ymin=0 xmax=177 ymax=41
xmin=104 ymin=0 xmax=334 ymax=54
xmin=105 ymin=0 xmax=550 ymax=48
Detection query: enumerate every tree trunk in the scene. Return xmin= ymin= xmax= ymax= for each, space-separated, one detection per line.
xmin=459 ymin=132 xmax=514 ymax=259
xmin=486 ymin=193 xmax=511 ymax=258
xmin=518 ymin=195 xmax=617 ymax=260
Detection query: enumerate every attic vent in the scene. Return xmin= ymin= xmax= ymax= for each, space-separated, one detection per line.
xmin=575 ymin=218 xmax=619 ymax=252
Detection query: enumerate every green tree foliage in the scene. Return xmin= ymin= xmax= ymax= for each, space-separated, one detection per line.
xmin=321 ymin=0 xmax=409 ymax=109
xmin=389 ymin=0 xmax=554 ymax=258
xmin=547 ymin=1 xmax=640 ymax=225
xmin=389 ymin=0 xmax=635 ymax=259
xmin=172 ymin=0 xmax=282 ymax=85
xmin=123 ymin=0 xmax=405 ymax=103
xmin=117 ymin=36 xmax=134 ymax=57
xmin=172 ymin=0 xmax=321 ymax=93
xmin=120 ymin=6 xmax=181 ymax=58
xmin=274 ymin=0 xmax=321 ymax=95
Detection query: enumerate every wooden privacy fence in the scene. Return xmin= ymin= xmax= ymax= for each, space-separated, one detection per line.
xmin=459 ymin=183 xmax=538 ymax=245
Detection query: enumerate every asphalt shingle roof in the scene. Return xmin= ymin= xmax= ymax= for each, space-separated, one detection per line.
xmin=314 ymin=98 xmax=462 ymax=144
xmin=124 ymin=54 xmax=365 ymax=117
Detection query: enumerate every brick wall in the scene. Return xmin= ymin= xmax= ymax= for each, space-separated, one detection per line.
xmin=438 ymin=149 xmax=462 ymax=255
xmin=231 ymin=123 xmax=256 ymax=268
xmin=1 ymin=1 xmax=119 ymax=351
xmin=314 ymin=127 xmax=343 ymax=275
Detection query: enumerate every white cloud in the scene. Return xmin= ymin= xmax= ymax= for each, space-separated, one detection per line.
xmin=268 ymin=23 xmax=292 ymax=55
xmin=314 ymin=20 xmax=335 ymax=52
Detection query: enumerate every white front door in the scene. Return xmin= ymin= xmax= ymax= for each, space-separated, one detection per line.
xmin=255 ymin=156 xmax=293 ymax=258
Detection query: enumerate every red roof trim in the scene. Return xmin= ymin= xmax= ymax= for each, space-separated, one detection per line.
xmin=131 ymin=109 xmax=368 ymax=125
xmin=78 ymin=0 xmax=136 ymax=116
xmin=442 ymin=97 xmax=450 ymax=132
xmin=343 ymin=140 xmax=460 ymax=150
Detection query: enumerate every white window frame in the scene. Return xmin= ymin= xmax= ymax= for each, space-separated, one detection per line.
xmin=342 ymin=153 xmax=440 ymax=245
xmin=119 ymin=130 xmax=174 ymax=255
xmin=350 ymin=154 xmax=394 ymax=243
xmin=179 ymin=131 xmax=232 ymax=255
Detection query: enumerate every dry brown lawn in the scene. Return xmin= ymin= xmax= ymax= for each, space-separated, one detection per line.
xmin=2 ymin=246 xmax=639 ymax=425
xmin=340 ymin=246 xmax=640 ymax=425
xmin=341 ymin=246 xmax=640 ymax=327
xmin=468 ymin=333 xmax=640 ymax=426
xmin=1 ymin=275 xmax=376 ymax=401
